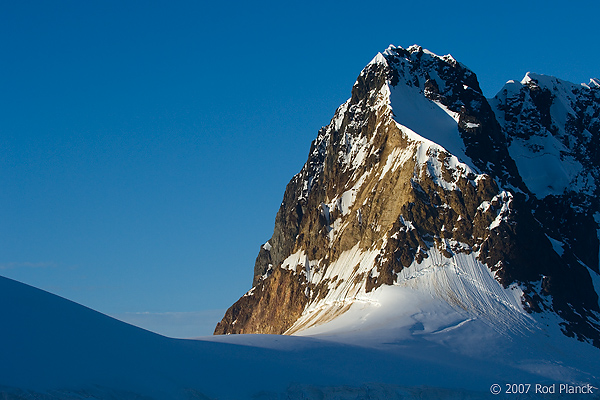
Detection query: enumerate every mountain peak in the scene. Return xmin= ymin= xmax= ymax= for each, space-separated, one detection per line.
xmin=367 ymin=51 xmax=387 ymax=66
xmin=384 ymin=44 xmax=459 ymax=67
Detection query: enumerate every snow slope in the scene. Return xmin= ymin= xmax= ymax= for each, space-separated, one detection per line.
xmin=490 ymin=72 xmax=599 ymax=198
xmin=295 ymin=249 xmax=600 ymax=383
xmin=2 ymin=275 xmax=600 ymax=399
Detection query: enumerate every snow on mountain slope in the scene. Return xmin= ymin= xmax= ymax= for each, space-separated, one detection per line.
xmin=287 ymin=247 xmax=530 ymax=335
xmin=5 ymin=275 xmax=593 ymax=400
xmin=294 ymin=250 xmax=600 ymax=385
xmin=491 ymin=72 xmax=600 ymax=198
xmin=370 ymin=52 xmax=471 ymax=167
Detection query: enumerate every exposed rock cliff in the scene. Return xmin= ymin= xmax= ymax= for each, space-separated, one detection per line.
xmin=214 ymin=45 xmax=600 ymax=347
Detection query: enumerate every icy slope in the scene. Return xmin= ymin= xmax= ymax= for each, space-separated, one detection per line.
xmin=287 ymin=247 xmax=529 ymax=335
xmin=382 ymin=50 xmax=470 ymax=166
xmin=295 ymin=248 xmax=600 ymax=385
xmin=491 ymin=72 xmax=600 ymax=198
xmin=2 ymin=275 xmax=599 ymax=399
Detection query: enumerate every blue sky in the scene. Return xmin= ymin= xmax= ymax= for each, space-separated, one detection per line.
xmin=1 ymin=0 xmax=597 ymax=337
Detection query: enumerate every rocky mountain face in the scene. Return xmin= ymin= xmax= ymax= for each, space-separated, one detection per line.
xmin=214 ymin=45 xmax=600 ymax=347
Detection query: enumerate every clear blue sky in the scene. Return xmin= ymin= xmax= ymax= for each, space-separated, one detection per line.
xmin=1 ymin=0 xmax=597 ymax=337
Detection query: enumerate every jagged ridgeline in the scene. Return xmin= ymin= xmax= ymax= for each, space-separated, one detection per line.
xmin=214 ymin=45 xmax=600 ymax=346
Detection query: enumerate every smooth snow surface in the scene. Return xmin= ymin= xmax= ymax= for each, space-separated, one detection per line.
xmin=507 ymin=132 xmax=582 ymax=198
xmin=3 ymin=275 xmax=599 ymax=399
xmin=388 ymin=79 xmax=471 ymax=168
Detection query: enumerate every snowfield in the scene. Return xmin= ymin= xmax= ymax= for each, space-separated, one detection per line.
xmin=2 ymin=275 xmax=599 ymax=399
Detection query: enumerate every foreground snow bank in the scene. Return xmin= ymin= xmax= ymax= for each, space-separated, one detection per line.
xmin=1 ymin=276 xmax=599 ymax=399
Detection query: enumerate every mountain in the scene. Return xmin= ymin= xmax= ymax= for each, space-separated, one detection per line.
xmin=214 ymin=45 xmax=600 ymax=352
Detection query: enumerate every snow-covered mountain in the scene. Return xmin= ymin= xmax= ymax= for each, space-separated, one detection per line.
xmin=215 ymin=45 xmax=600 ymax=357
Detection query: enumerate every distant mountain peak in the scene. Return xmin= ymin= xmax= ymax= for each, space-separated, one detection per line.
xmin=367 ymin=51 xmax=387 ymax=66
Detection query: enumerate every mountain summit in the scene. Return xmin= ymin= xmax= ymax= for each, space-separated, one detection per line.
xmin=215 ymin=45 xmax=600 ymax=350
